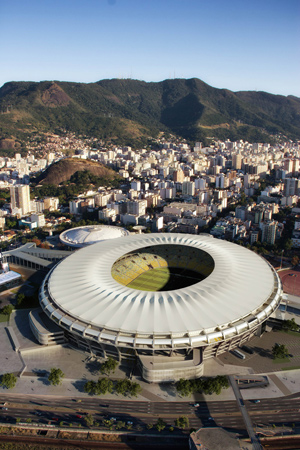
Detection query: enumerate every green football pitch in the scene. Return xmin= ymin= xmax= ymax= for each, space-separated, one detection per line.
xmin=127 ymin=267 xmax=170 ymax=291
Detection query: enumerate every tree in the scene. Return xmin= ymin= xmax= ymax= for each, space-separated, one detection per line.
xmin=84 ymin=414 xmax=94 ymax=427
xmin=1 ymin=305 xmax=13 ymax=316
xmin=291 ymin=256 xmax=299 ymax=267
xmin=177 ymin=376 xmax=229 ymax=396
xmin=282 ymin=318 xmax=299 ymax=332
xmin=100 ymin=357 xmax=118 ymax=376
xmin=48 ymin=367 xmax=65 ymax=386
xmin=176 ymin=378 xmax=192 ymax=397
xmin=284 ymin=239 xmax=293 ymax=251
xmin=40 ymin=242 xmax=50 ymax=249
xmin=16 ymin=293 xmax=25 ymax=307
xmin=0 ymin=373 xmax=17 ymax=389
xmin=116 ymin=420 xmax=125 ymax=430
xmin=272 ymin=343 xmax=289 ymax=359
xmin=84 ymin=380 xmax=97 ymax=394
xmin=31 ymin=237 xmax=41 ymax=247
xmin=115 ymin=379 xmax=131 ymax=396
xmin=129 ymin=382 xmax=142 ymax=397
xmin=95 ymin=377 xmax=113 ymax=395
xmin=156 ymin=418 xmax=166 ymax=432
xmin=175 ymin=416 xmax=189 ymax=429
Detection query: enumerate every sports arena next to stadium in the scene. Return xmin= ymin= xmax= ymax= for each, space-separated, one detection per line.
xmin=35 ymin=233 xmax=282 ymax=383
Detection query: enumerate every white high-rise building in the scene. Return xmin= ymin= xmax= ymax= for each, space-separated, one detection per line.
xmin=10 ymin=185 xmax=30 ymax=216
xmin=182 ymin=181 xmax=195 ymax=196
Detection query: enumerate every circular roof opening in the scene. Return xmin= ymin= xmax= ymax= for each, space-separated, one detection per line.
xmin=111 ymin=244 xmax=214 ymax=291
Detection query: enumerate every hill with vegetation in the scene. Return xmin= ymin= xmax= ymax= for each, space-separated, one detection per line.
xmin=31 ymin=158 xmax=122 ymax=205
xmin=36 ymin=157 xmax=121 ymax=185
xmin=0 ymin=78 xmax=299 ymax=146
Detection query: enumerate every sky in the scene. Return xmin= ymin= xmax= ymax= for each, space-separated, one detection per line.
xmin=0 ymin=0 xmax=299 ymax=97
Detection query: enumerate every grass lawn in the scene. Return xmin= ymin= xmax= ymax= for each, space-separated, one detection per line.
xmin=281 ymin=365 xmax=300 ymax=370
xmin=280 ymin=330 xmax=300 ymax=338
xmin=0 ymin=313 xmax=9 ymax=322
xmin=127 ymin=267 xmax=170 ymax=291
xmin=273 ymin=357 xmax=290 ymax=364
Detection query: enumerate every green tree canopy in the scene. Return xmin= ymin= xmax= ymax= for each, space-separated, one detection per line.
xmin=100 ymin=357 xmax=118 ymax=376
xmin=115 ymin=379 xmax=131 ymax=396
xmin=176 ymin=378 xmax=192 ymax=397
xmin=175 ymin=416 xmax=189 ymax=429
xmin=272 ymin=343 xmax=289 ymax=359
xmin=48 ymin=367 xmax=65 ymax=386
xmin=94 ymin=377 xmax=114 ymax=395
xmin=129 ymin=381 xmax=142 ymax=397
xmin=84 ymin=414 xmax=94 ymax=427
xmin=0 ymin=373 xmax=17 ymax=389
xmin=282 ymin=318 xmax=299 ymax=332
xmin=84 ymin=380 xmax=97 ymax=394
xmin=156 ymin=418 xmax=167 ymax=432
xmin=176 ymin=376 xmax=229 ymax=396
xmin=1 ymin=305 xmax=13 ymax=316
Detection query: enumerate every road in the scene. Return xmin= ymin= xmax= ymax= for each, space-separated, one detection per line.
xmin=0 ymin=394 xmax=300 ymax=433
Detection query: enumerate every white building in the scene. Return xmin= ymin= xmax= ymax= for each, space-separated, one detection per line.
xmin=10 ymin=185 xmax=31 ymax=216
xmin=31 ymin=213 xmax=46 ymax=228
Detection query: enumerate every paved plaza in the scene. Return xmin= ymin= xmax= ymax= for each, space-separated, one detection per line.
xmin=0 ymin=307 xmax=299 ymax=404
xmin=218 ymin=329 xmax=300 ymax=374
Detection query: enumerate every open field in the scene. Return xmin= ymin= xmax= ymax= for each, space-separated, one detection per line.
xmin=127 ymin=267 xmax=204 ymax=291
xmin=127 ymin=267 xmax=170 ymax=291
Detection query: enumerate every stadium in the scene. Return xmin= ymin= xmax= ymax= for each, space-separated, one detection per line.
xmin=36 ymin=234 xmax=282 ymax=382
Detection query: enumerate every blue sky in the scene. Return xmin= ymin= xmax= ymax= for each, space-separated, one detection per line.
xmin=1 ymin=0 xmax=299 ymax=96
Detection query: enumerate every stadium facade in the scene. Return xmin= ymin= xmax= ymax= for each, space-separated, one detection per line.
xmin=35 ymin=234 xmax=282 ymax=382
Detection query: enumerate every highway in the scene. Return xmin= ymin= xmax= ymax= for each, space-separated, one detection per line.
xmin=0 ymin=394 xmax=299 ymax=433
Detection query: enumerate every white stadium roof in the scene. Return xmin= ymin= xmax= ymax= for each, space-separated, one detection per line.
xmin=59 ymin=225 xmax=130 ymax=248
xmin=42 ymin=234 xmax=281 ymax=345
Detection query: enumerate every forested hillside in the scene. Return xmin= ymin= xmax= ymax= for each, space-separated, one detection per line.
xmin=0 ymin=78 xmax=299 ymax=147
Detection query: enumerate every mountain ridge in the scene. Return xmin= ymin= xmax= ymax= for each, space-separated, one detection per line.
xmin=0 ymin=78 xmax=299 ymax=147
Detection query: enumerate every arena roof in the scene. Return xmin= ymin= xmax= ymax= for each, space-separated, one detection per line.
xmin=42 ymin=234 xmax=281 ymax=344
xmin=59 ymin=225 xmax=130 ymax=248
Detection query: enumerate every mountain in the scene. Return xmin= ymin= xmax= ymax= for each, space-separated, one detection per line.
xmin=0 ymin=78 xmax=299 ymax=147
xmin=36 ymin=158 xmax=121 ymax=186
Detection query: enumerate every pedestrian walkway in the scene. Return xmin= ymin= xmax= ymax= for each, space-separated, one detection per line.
xmin=268 ymin=374 xmax=292 ymax=396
